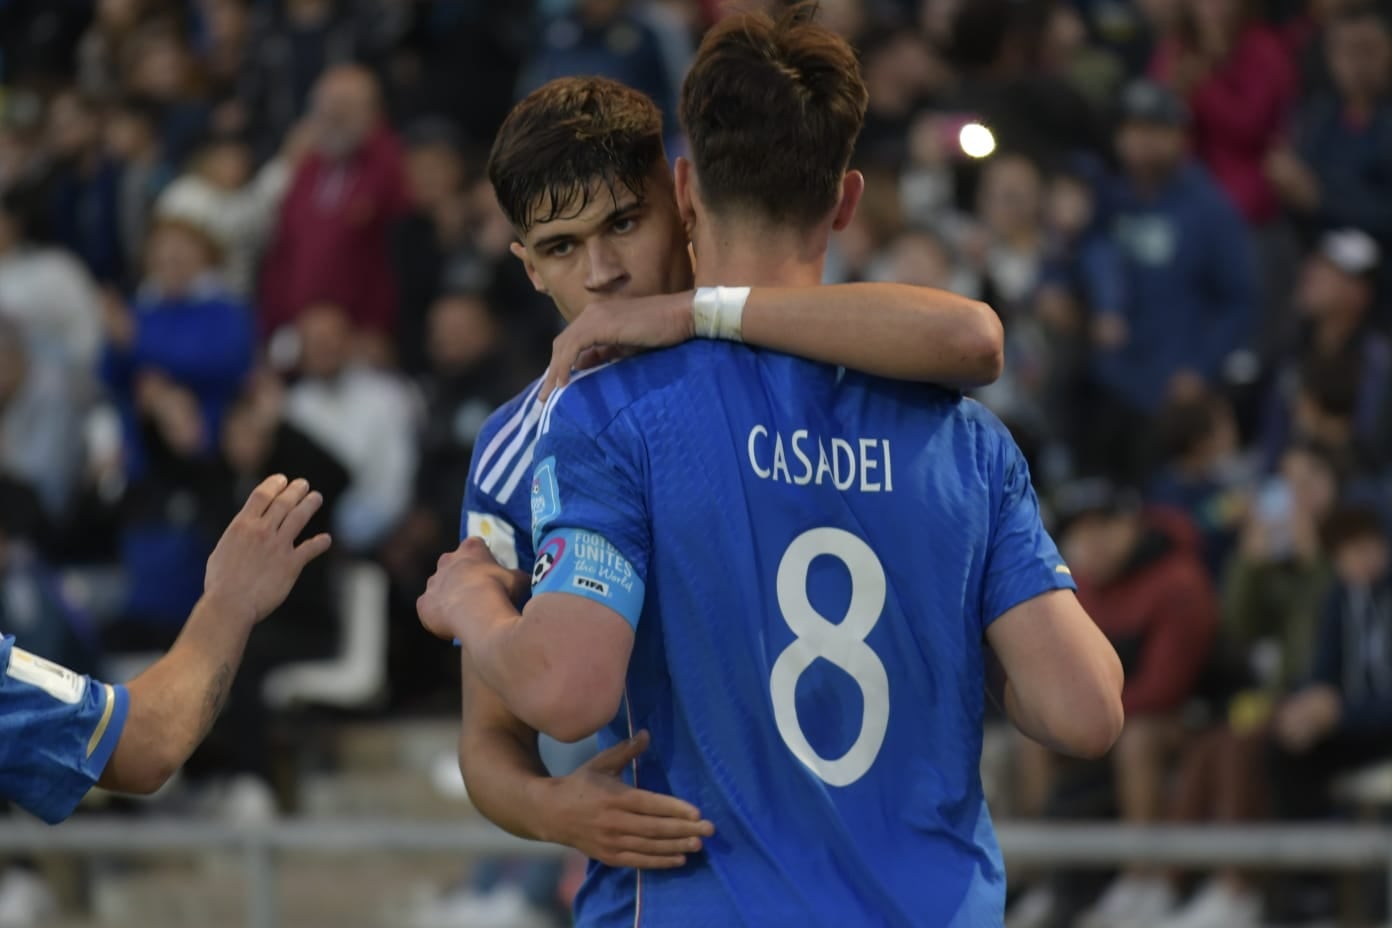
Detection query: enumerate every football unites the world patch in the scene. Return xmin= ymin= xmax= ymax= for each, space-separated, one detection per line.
xmin=530 ymin=528 xmax=646 ymax=629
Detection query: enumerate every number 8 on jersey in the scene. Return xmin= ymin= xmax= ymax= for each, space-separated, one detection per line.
xmin=770 ymin=527 xmax=890 ymax=787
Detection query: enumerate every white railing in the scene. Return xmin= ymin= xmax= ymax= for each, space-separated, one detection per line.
xmin=3 ymin=821 xmax=1391 ymax=928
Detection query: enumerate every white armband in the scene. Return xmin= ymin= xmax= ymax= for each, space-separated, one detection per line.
xmin=693 ymin=286 xmax=750 ymax=342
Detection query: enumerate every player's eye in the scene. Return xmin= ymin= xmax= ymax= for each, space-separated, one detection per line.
xmin=546 ymin=241 xmax=575 ymax=258
xmin=611 ymin=216 xmax=636 ymax=235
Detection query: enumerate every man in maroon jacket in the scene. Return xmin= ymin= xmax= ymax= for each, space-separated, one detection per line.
xmin=1012 ymin=479 xmax=1219 ymax=928
xmin=259 ymin=64 xmax=408 ymax=351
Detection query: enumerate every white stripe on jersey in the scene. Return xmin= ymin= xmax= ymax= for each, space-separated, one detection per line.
xmin=538 ymin=363 xmax=613 ymax=437
xmin=480 ymin=397 xmax=545 ymax=494
xmin=495 ymin=441 xmax=536 ymax=505
xmin=472 ymin=379 xmax=544 ymax=484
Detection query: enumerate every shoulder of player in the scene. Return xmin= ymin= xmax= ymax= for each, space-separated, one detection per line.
xmin=467 ymin=376 xmax=546 ymax=497
xmin=538 ymin=342 xmax=728 ymax=437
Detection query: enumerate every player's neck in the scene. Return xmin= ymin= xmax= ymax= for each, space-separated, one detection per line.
xmin=691 ymin=226 xmax=827 ymax=289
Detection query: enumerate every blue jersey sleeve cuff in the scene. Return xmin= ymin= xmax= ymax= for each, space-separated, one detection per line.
xmin=531 ymin=529 xmax=645 ymax=629
xmin=984 ymin=565 xmax=1078 ymax=628
xmin=88 ymin=683 xmax=129 ymax=777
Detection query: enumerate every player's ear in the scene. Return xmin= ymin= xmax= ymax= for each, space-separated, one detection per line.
xmin=831 ymin=170 xmax=865 ymax=232
xmin=673 ymin=157 xmax=697 ymax=236
xmin=510 ymin=241 xmax=548 ymax=295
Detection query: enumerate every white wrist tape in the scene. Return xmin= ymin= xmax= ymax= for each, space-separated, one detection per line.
xmin=693 ymin=286 xmax=750 ymax=342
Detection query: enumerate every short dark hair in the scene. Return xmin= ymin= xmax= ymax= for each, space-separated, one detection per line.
xmin=1156 ymin=392 xmax=1220 ymax=460
xmin=1301 ymin=355 xmax=1361 ymax=419
xmin=1322 ymin=505 xmax=1388 ymax=554
xmin=487 ymin=77 xmax=665 ymax=235
xmin=679 ymin=4 xmax=868 ymax=227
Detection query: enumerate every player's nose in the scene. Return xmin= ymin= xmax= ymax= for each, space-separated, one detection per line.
xmin=583 ymin=240 xmax=629 ymax=294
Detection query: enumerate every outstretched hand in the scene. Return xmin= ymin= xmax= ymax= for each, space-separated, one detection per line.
xmin=204 ymin=475 xmax=333 ymax=624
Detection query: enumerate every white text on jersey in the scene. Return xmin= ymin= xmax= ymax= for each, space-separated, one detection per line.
xmin=746 ymin=426 xmax=894 ymax=493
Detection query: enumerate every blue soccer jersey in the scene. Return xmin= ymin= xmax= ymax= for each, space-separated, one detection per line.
xmin=460 ymin=377 xmax=546 ymax=565
xmin=0 ymin=634 xmax=129 ymax=824
xmin=528 ymin=342 xmax=1076 ymax=928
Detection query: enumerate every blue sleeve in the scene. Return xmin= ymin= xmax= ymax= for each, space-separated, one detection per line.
xmin=1196 ymin=196 xmax=1258 ymax=381
xmin=980 ymin=435 xmax=1077 ymax=629
xmin=529 ymin=409 xmax=650 ymax=629
xmin=0 ymin=637 xmax=129 ymax=824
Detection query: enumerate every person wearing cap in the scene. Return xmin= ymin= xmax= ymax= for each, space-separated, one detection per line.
xmin=1268 ymin=4 xmax=1392 ymax=246
xmin=1010 ymin=478 xmax=1218 ymax=928
xmin=1081 ymin=79 xmax=1257 ymax=482
xmin=1261 ymin=228 xmax=1392 ymax=470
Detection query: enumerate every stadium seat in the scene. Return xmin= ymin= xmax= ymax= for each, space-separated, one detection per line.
xmin=261 ymin=561 xmax=389 ymax=711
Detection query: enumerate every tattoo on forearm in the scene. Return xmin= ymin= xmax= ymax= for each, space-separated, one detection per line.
xmin=199 ymin=663 xmax=234 ymax=739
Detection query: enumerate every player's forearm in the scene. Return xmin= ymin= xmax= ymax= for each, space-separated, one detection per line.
xmin=740 ymin=284 xmax=1004 ymax=388
xmin=1003 ymin=663 xmax=1124 ymax=761
xmin=100 ymin=595 xmax=254 ymax=794
xmin=457 ymin=657 xmax=555 ymax=842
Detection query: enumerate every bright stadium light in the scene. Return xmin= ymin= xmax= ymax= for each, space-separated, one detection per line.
xmin=958 ymin=122 xmax=996 ymax=159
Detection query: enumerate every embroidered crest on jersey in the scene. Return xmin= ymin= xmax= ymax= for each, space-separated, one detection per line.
xmin=531 ymin=456 xmax=562 ymax=544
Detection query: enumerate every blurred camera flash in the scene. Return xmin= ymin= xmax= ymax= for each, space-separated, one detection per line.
xmin=958 ymin=123 xmax=996 ymax=159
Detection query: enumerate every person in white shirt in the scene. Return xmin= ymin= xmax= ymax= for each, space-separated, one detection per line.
xmin=283 ymin=302 xmax=419 ymax=552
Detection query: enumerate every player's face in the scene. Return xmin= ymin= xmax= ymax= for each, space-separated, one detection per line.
xmin=511 ymin=169 xmax=693 ymax=323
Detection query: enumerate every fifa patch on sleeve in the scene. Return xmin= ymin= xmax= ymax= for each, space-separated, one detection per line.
xmin=6 ymin=647 xmax=87 ymax=704
xmin=530 ymin=456 xmax=562 ymax=546
xmin=465 ymin=511 xmax=520 ymax=570
xmin=531 ymin=528 xmax=645 ymax=629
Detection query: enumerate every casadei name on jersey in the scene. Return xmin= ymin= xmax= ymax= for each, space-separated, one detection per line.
xmin=747 ymin=426 xmax=893 ymax=492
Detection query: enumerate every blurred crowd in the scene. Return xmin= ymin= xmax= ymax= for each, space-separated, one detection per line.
xmin=0 ymin=0 xmax=1390 ymax=926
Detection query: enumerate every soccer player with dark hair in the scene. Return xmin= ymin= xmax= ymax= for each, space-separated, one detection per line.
xmin=440 ymin=69 xmax=1010 ymax=871
xmin=424 ymin=8 xmax=1124 ymax=924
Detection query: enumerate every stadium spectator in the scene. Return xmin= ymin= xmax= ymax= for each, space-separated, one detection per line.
xmin=1269 ymin=506 xmax=1392 ymax=820
xmin=0 ymin=187 xmax=103 ymax=374
xmin=519 ymin=0 xmax=684 ymax=150
xmin=1137 ymin=444 xmax=1344 ymax=926
xmin=105 ymin=97 xmax=172 ymax=278
xmin=0 ymin=319 xmax=87 ymax=521
xmin=1021 ymin=480 xmax=1218 ymax=928
xmin=1146 ymin=390 xmax=1251 ymax=578
xmin=120 ymin=22 xmax=211 ymax=170
xmin=101 ymin=216 xmax=253 ymax=639
xmin=1035 ymin=161 xmax=1128 ymax=467
xmin=259 ymin=65 xmax=409 ymax=349
xmin=1269 ymin=4 xmax=1392 ymax=247
xmin=391 ymin=118 xmax=476 ymax=376
xmin=967 ymin=153 xmax=1054 ymax=457
xmin=1261 ymin=228 xmax=1392 ymax=470
xmin=43 ymin=90 xmax=127 ymax=286
xmin=1149 ymin=0 xmax=1297 ymax=226
xmin=157 ymin=130 xmax=298 ymax=298
xmin=1085 ymin=79 xmax=1257 ymax=481
xmin=282 ymin=302 xmax=418 ymax=553
xmin=237 ymin=0 xmax=399 ymax=161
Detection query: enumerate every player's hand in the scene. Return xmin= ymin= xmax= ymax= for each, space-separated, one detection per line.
xmin=417 ymin=538 xmax=530 ymax=641
xmin=204 ymin=475 xmax=332 ymax=624
xmin=543 ymin=731 xmax=715 ymax=869
xmin=541 ymin=291 xmax=696 ymax=400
